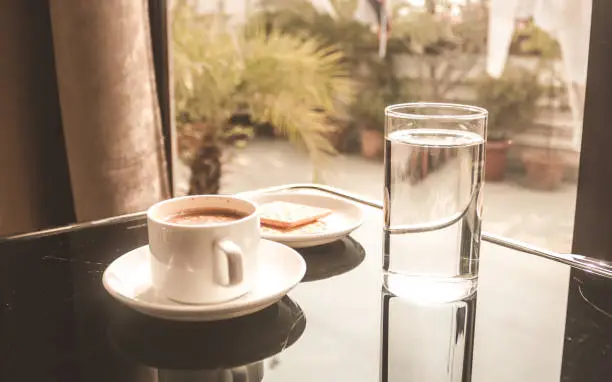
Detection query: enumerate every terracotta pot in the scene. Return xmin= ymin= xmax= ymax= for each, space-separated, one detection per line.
xmin=485 ymin=140 xmax=512 ymax=182
xmin=521 ymin=151 xmax=566 ymax=190
xmin=360 ymin=129 xmax=384 ymax=159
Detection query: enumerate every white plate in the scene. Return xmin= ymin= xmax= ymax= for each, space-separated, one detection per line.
xmin=102 ymin=240 xmax=306 ymax=321
xmin=246 ymin=191 xmax=365 ymax=248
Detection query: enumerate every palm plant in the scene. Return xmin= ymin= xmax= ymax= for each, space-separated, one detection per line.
xmin=172 ymin=1 xmax=355 ymax=194
xmin=260 ymin=0 xmax=399 ymax=143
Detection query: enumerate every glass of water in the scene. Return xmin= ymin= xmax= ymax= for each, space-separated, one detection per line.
xmin=383 ymin=103 xmax=487 ymax=303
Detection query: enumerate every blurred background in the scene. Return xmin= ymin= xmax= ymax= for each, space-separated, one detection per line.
xmin=173 ymin=0 xmax=590 ymax=253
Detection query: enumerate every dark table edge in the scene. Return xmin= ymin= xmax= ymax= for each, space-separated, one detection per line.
xmin=0 ymin=211 xmax=147 ymax=243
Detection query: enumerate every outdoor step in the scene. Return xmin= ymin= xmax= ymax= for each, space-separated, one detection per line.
xmin=527 ymin=121 xmax=575 ymax=139
xmin=498 ymin=108 xmax=581 ymax=180
xmin=504 ymin=143 xmax=580 ymax=182
xmin=511 ymin=108 xmax=580 ymax=156
xmin=512 ymin=134 xmax=578 ymax=152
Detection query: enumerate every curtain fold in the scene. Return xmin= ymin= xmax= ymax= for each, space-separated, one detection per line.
xmin=50 ymin=0 xmax=170 ymax=222
xmin=0 ymin=1 xmax=75 ymax=236
xmin=0 ymin=0 xmax=170 ymax=236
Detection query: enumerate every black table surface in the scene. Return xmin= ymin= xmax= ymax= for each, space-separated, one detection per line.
xmin=1 ymin=209 xmax=611 ymax=382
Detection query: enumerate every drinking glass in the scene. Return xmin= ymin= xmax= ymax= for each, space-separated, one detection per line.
xmin=383 ymin=103 xmax=487 ymax=303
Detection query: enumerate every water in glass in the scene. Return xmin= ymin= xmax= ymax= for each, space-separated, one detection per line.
xmin=383 ymin=128 xmax=484 ymax=302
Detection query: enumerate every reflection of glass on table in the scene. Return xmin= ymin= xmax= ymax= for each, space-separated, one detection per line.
xmin=381 ymin=290 xmax=477 ymax=382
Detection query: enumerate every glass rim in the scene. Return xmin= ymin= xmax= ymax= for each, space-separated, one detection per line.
xmin=385 ymin=102 xmax=488 ymax=121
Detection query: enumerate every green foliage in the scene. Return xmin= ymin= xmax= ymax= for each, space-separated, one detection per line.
xmin=476 ymin=21 xmax=560 ymax=142
xmin=349 ymin=88 xmax=389 ymax=132
xmin=475 ymin=68 xmax=544 ymax=141
xmin=390 ymin=8 xmax=458 ymax=55
xmin=390 ymin=4 xmax=487 ymax=102
xmin=350 ymin=80 xmax=414 ymax=132
xmin=511 ymin=20 xmax=561 ymax=59
xmin=257 ymin=1 xmax=558 ymax=144
xmin=261 ymin=0 xmax=402 ymax=132
xmin=329 ymin=0 xmax=359 ymax=19
xmin=260 ymin=0 xmax=379 ymax=72
xmin=172 ymin=0 xmax=355 ymax=168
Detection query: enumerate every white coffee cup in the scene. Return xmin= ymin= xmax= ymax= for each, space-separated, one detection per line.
xmin=147 ymin=195 xmax=259 ymax=304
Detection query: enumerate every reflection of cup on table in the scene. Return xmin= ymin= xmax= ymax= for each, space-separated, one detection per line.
xmin=158 ymin=362 xmax=263 ymax=382
xmin=108 ymin=297 xmax=306 ymax=381
xmin=147 ymin=195 xmax=260 ymax=304
xmin=383 ymin=103 xmax=487 ymax=303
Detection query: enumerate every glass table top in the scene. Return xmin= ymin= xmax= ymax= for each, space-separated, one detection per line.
xmin=0 ymin=207 xmax=611 ymax=381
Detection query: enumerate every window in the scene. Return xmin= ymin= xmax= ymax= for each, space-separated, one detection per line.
xmin=173 ymin=0 xmax=594 ymax=256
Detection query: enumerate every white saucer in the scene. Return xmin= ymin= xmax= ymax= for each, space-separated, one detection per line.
xmin=246 ymin=191 xmax=365 ymax=248
xmin=102 ymin=239 xmax=306 ymax=321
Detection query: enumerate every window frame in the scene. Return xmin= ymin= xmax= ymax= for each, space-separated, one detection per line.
xmin=149 ymin=0 xmax=606 ymax=259
xmin=572 ymin=0 xmax=611 ymax=261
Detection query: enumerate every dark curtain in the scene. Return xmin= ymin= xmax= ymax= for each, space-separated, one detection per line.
xmin=0 ymin=0 xmax=171 ymax=236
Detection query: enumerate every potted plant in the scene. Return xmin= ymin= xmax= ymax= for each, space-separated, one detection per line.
xmin=520 ymin=78 xmax=567 ymax=190
xmin=172 ymin=1 xmax=355 ymax=193
xmin=349 ymin=87 xmax=388 ymax=159
xmin=511 ymin=20 xmax=567 ymax=190
xmin=475 ymin=69 xmax=544 ymax=181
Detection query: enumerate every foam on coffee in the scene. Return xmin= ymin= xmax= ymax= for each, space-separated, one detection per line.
xmin=165 ymin=209 xmax=246 ymax=225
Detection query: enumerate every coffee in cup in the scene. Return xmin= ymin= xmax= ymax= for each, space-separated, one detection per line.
xmin=147 ymin=195 xmax=260 ymax=304
xmin=164 ymin=209 xmax=246 ymax=225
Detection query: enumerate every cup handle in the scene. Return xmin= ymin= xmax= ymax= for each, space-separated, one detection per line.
xmin=214 ymin=239 xmax=244 ymax=287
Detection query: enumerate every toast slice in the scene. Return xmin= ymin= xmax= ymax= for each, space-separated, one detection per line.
xmin=261 ymin=219 xmax=327 ymax=235
xmin=259 ymin=201 xmax=332 ymax=229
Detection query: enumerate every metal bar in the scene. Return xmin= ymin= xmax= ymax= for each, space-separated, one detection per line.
xmin=238 ymin=183 xmax=612 ymax=279
xmin=1 ymin=211 xmax=146 ymax=242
